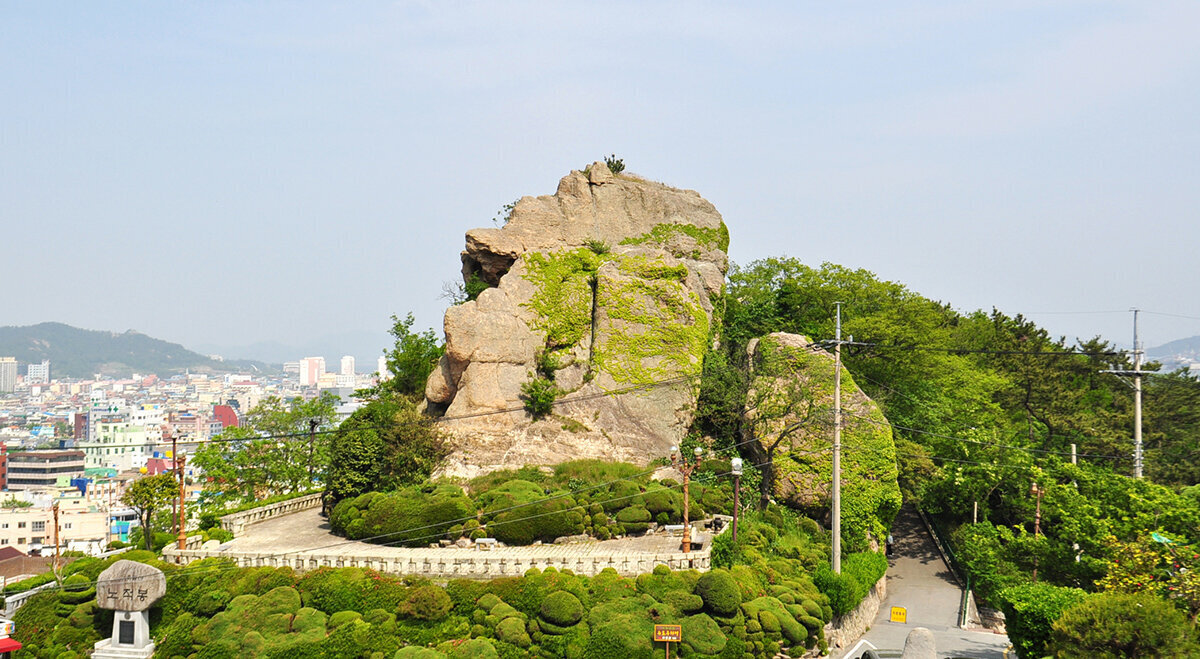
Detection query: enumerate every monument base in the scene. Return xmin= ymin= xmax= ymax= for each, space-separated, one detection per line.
xmin=92 ymin=639 xmax=156 ymax=658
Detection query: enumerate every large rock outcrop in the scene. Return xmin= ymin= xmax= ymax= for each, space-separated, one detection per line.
xmin=427 ymin=162 xmax=728 ymax=478
xmin=740 ymin=333 xmax=901 ymax=548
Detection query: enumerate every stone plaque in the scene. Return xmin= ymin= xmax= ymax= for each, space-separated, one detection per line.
xmin=95 ymin=560 xmax=166 ymax=612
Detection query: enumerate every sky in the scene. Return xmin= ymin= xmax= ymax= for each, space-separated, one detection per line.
xmin=4 ymin=1 xmax=1200 ymax=363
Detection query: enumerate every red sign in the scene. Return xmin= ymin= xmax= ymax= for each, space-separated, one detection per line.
xmin=653 ymin=624 xmax=682 ymax=642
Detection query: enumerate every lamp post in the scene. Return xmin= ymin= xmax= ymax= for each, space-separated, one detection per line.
xmin=730 ymin=457 xmax=743 ymax=544
xmin=671 ymin=445 xmax=704 ymax=553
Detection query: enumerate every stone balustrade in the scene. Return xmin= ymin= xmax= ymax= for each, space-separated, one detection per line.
xmin=162 ymin=543 xmax=713 ymax=579
xmin=219 ymin=493 xmax=323 ymax=537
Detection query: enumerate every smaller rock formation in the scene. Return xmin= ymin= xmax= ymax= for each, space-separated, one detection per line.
xmin=901 ymin=627 xmax=937 ymax=659
xmin=740 ymin=333 xmax=901 ymax=547
xmin=93 ymin=559 xmax=167 ymax=658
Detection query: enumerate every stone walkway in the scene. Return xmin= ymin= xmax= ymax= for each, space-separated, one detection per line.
xmin=165 ymin=507 xmax=714 ymax=578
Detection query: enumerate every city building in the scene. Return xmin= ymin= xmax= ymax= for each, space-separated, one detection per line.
xmin=340 ymin=355 xmax=355 ymax=376
xmin=82 ymin=420 xmax=153 ymax=472
xmin=377 ymin=356 xmax=391 ymax=381
xmin=4 ymin=450 xmax=86 ymax=490
xmin=0 ymin=358 xmax=16 ymax=394
xmin=0 ymin=499 xmax=108 ymax=555
xmin=299 ymin=357 xmax=325 ymax=387
xmin=25 ymin=360 xmax=50 ymax=385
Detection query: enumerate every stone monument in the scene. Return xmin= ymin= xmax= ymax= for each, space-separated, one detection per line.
xmin=92 ymin=559 xmax=167 ymax=658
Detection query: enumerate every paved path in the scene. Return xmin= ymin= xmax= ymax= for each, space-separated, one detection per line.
xmin=849 ymin=507 xmax=1009 ymax=659
xmin=224 ymin=507 xmax=697 ymax=556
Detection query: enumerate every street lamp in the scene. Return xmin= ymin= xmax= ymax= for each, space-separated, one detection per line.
xmin=670 ymin=445 xmax=704 ymax=553
xmin=730 ymin=457 xmax=743 ymax=544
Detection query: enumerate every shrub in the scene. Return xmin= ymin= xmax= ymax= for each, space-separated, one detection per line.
xmin=401 ymin=586 xmax=453 ymax=621
xmin=682 ymin=613 xmax=727 ymax=655
xmin=539 ymin=591 xmax=584 ymax=627
xmin=604 ymin=155 xmax=625 ymax=174
xmin=1049 ymin=591 xmax=1198 ymax=658
xmin=696 ymin=569 xmax=741 ymax=616
xmin=615 ymin=506 xmax=651 ymax=534
xmin=998 ymin=583 xmax=1088 ymax=659
xmin=521 ymin=377 xmax=559 ymax=419
xmin=495 ymin=616 xmax=532 ymax=647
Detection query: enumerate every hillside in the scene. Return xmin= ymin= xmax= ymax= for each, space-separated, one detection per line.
xmin=0 ymin=322 xmax=272 ymax=378
xmin=1148 ymin=335 xmax=1200 ymax=371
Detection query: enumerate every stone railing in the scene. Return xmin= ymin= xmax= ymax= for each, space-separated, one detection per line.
xmin=3 ymin=581 xmax=59 ymax=616
xmin=162 ymin=544 xmax=712 ymax=579
xmin=219 ymin=493 xmax=323 ymax=536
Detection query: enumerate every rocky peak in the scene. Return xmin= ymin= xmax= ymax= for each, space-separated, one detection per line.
xmin=427 ymin=162 xmax=729 ymax=478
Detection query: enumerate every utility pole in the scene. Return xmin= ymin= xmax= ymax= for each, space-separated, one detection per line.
xmin=1031 ymin=482 xmax=1044 ymax=582
xmin=832 ymin=302 xmax=843 ymax=574
xmin=176 ymin=454 xmax=187 ymax=551
xmin=170 ymin=429 xmax=179 ymax=534
xmin=1071 ymin=443 xmax=1077 ymax=466
xmin=731 ymin=457 xmax=743 ymax=544
xmin=1101 ymin=309 xmax=1148 ymax=478
xmin=52 ymin=501 xmax=60 ymax=578
xmin=308 ymin=419 xmax=318 ymax=485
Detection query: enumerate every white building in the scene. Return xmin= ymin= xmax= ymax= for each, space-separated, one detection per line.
xmin=26 ymin=360 xmax=50 ymax=385
xmin=340 ymin=355 xmax=355 ymax=376
xmin=377 ymin=356 xmax=391 ymax=381
xmin=0 ymin=358 xmax=16 ymax=393
xmin=299 ymin=357 xmax=325 ymax=387
xmin=82 ymin=421 xmax=153 ymax=471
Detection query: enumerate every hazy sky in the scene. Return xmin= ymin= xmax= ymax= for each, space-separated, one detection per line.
xmin=5 ymin=2 xmax=1199 ymax=359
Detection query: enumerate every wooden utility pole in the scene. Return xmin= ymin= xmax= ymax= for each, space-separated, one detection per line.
xmin=176 ymin=454 xmax=187 ymax=551
xmin=52 ymin=501 xmax=60 ymax=577
xmin=171 ymin=430 xmax=178 ymax=533
xmin=832 ymin=302 xmax=843 ymax=574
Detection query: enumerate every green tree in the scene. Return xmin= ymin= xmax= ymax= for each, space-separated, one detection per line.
xmin=121 ymin=474 xmax=177 ymax=551
xmin=324 ymin=395 xmax=447 ymax=508
xmin=192 ymin=393 xmax=339 ymax=506
xmin=380 ymin=313 xmax=444 ymax=399
xmin=1049 ymin=591 xmax=1199 ymax=657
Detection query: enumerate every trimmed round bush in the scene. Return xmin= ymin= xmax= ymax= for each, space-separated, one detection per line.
xmin=539 ymin=591 xmax=583 ymax=627
xmin=695 ymin=569 xmax=741 ymax=616
xmin=682 ymin=613 xmax=727 ymax=655
xmin=401 ymin=586 xmax=453 ymax=621
xmin=615 ymin=506 xmax=651 ymax=534
xmin=496 ymin=616 xmax=532 ymax=647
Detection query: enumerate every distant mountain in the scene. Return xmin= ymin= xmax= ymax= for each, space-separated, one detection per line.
xmin=1147 ymin=335 xmax=1200 ymax=372
xmin=0 ymin=322 xmax=275 ymax=379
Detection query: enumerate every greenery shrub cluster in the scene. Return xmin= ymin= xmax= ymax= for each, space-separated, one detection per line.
xmin=329 ymin=460 xmax=737 ymax=547
xmin=14 ymin=531 xmax=841 ymax=659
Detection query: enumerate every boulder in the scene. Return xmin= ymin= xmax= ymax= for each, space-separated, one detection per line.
xmin=430 ymin=162 xmax=728 ymax=477
xmin=900 ymin=627 xmax=936 ymax=659
xmin=740 ymin=333 xmax=901 ymax=546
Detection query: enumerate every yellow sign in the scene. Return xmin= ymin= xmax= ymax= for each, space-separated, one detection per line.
xmin=653 ymin=624 xmax=683 ymax=642
xmin=890 ymin=606 xmax=907 ymax=623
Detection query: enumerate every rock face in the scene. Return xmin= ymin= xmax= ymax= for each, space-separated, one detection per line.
xmin=740 ymin=333 xmax=901 ymax=547
xmin=427 ymin=162 xmax=728 ymax=478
